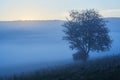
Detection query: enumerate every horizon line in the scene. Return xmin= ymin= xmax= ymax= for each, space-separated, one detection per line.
xmin=0 ymin=17 xmax=120 ymax=22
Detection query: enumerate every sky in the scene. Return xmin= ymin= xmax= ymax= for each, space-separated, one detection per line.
xmin=0 ymin=0 xmax=120 ymax=21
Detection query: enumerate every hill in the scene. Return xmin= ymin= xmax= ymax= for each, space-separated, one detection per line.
xmin=2 ymin=54 xmax=120 ymax=80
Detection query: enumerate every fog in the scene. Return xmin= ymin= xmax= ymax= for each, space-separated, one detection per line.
xmin=0 ymin=18 xmax=120 ymax=76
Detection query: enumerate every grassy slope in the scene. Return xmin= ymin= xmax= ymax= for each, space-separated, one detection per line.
xmin=2 ymin=55 xmax=120 ymax=80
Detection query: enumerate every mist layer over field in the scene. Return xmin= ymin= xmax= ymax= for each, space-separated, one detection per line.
xmin=0 ymin=18 xmax=120 ymax=76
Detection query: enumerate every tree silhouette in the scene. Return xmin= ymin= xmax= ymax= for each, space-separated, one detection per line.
xmin=63 ymin=9 xmax=112 ymax=60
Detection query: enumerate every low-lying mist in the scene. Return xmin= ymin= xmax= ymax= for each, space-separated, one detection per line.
xmin=0 ymin=18 xmax=120 ymax=76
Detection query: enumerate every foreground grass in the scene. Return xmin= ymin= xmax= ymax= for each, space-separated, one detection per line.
xmin=1 ymin=54 xmax=120 ymax=80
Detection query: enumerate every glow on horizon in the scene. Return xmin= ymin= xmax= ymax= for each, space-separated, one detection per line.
xmin=0 ymin=0 xmax=120 ymax=21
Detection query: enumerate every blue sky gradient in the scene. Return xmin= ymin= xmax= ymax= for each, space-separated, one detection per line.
xmin=0 ymin=0 xmax=120 ymax=21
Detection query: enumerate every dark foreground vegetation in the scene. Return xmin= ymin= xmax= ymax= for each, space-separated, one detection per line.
xmin=1 ymin=54 xmax=120 ymax=80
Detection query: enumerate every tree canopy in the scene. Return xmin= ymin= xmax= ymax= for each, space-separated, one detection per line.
xmin=63 ymin=9 xmax=112 ymax=57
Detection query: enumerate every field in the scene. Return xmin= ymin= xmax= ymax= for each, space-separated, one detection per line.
xmin=0 ymin=18 xmax=120 ymax=79
xmin=1 ymin=54 xmax=120 ymax=80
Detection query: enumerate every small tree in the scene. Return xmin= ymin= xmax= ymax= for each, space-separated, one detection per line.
xmin=63 ymin=9 xmax=112 ymax=59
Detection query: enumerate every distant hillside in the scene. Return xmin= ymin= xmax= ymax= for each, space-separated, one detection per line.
xmin=0 ymin=18 xmax=119 ymax=39
xmin=0 ymin=18 xmax=120 ymax=32
xmin=0 ymin=20 xmax=64 ymax=39
xmin=105 ymin=18 xmax=120 ymax=32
